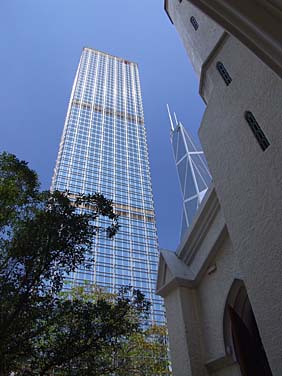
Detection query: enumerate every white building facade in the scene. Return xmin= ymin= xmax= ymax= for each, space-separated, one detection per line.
xmin=158 ymin=1 xmax=282 ymax=375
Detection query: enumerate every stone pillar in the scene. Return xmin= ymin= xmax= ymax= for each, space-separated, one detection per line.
xmin=164 ymin=287 xmax=208 ymax=376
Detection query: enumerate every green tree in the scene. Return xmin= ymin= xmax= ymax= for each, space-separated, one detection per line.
xmin=27 ymin=286 xmax=152 ymax=375
xmin=115 ymin=324 xmax=170 ymax=375
xmin=35 ymin=285 xmax=170 ymax=376
xmin=0 ymin=152 xmax=169 ymax=376
xmin=0 ymin=152 xmax=120 ymax=374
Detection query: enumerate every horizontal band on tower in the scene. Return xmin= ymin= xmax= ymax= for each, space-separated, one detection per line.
xmin=72 ymin=99 xmax=144 ymax=125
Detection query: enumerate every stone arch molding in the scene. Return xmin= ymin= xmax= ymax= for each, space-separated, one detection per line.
xmin=223 ymin=278 xmax=246 ymax=360
xmin=223 ymin=279 xmax=273 ymax=375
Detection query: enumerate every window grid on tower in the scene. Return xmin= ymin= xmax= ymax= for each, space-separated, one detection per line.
xmin=51 ymin=47 xmax=165 ymax=326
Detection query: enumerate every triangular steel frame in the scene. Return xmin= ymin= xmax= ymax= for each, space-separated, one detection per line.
xmin=167 ymin=105 xmax=212 ymax=239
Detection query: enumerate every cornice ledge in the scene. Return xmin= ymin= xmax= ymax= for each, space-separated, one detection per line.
xmin=156 ymin=220 xmax=228 ymax=297
xmin=177 ymin=185 xmax=220 ymax=265
xmin=205 ymin=354 xmax=236 ymax=372
xmin=156 ymin=249 xmax=196 ymax=297
xmin=199 ymin=32 xmax=229 ymax=104
xmin=164 ymin=0 xmax=174 ymax=24
xmin=156 ymin=274 xmax=196 ymax=297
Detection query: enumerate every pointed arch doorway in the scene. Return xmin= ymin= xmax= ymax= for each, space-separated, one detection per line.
xmin=224 ymin=280 xmax=272 ymax=376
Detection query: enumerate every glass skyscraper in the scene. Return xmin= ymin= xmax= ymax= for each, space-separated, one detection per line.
xmin=51 ymin=47 xmax=165 ymax=325
xmin=167 ymin=106 xmax=211 ymax=239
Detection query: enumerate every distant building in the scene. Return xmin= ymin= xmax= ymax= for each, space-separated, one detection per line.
xmin=167 ymin=106 xmax=211 ymax=239
xmin=157 ymin=1 xmax=282 ymax=375
xmin=51 ymin=47 xmax=165 ymax=326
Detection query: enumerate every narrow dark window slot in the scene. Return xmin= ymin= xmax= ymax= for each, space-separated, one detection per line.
xmin=190 ymin=16 xmax=199 ymax=30
xmin=245 ymin=111 xmax=270 ymax=151
xmin=216 ymin=62 xmax=232 ymax=86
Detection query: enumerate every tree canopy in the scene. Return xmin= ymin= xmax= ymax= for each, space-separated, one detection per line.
xmin=0 ymin=152 xmax=118 ymax=374
xmin=26 ymin=286 xmax=153 ymax=375
xmin=32 ymin=285 xmax=169 ymax=376
xmin=0 ymin=152 xmax=170 ymax=375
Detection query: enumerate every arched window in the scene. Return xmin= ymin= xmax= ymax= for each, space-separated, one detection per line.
xmin=216 ymin=62 xmax=232 ymax=85
xmin=190 ymin=16 xmax=199 ymax=30
xmin=245 ymin=111 xmax=270 ymax=151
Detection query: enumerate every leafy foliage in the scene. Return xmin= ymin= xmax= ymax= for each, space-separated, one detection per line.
xmin=0 ymin=152 xmax=169 ymax=375
xmin=0 ymin=152 xmax=119 ymax=375
xmin=112 ymin=324 xmax=170 ymax=375
xmin=34 ymin=285 xmax=170 ymax=376
xmin=18 ymin=286 xmax=149 ymax=375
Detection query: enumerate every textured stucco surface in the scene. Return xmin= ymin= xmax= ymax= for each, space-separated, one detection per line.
xmin=199 ymin=36 xmax=282 ymax=375
xmin=212 ymin=364 xmax=241 ymax=376
xmin=165 ymin=288 xmax=208 ymax=376
xmin=166 ymin=0 xmax=224 ymax=77
xmin=164 ymin=289 xmax=194 ymax=376
xmin=162 ymin=2 xmax=282 ymax=375
xmin=197 ymin=237 xmax=242 ymax=363
xmin=158 ymin=191 xmax=242 ymax=375
xmin=185 ymin=202 xmax=225 ymax=277
xmin=168 ymin=0 xmax=282 ymax=79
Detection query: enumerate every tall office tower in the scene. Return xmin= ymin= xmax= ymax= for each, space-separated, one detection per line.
xmin=51 ymin=47 xmax=165 ymax=325
xmin=167 ymin=106 xmax=211 ymax=239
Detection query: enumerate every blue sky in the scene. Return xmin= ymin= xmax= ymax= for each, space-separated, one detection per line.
xmin=0 ymin=0 xmax=205 ymax=250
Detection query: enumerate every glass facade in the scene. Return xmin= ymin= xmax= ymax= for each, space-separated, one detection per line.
xmin=51 ymin=47 xmax=165 ymax=325
xmin=168 ymin=107 xmax=212 ymax=239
